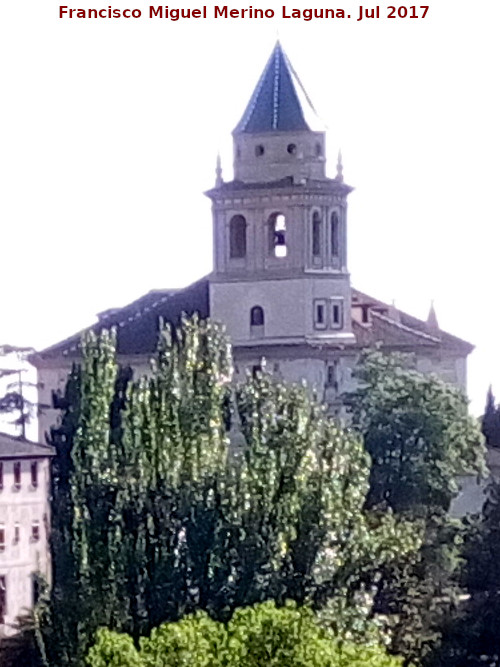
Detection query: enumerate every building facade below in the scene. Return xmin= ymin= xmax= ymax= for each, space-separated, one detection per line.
xmin=0 ymin=434 xmax=54 ymax=637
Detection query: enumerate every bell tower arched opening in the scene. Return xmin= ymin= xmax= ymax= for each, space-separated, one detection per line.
xmin=268 ymin=213 xmax=287 ymax=258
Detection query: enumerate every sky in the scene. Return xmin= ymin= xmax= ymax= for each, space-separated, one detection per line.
xmin=0 ymin=0 xmax=499 ymax=414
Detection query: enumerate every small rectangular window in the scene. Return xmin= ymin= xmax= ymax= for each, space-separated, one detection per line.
xmin=31 ymin=462 xmax=38 ymax=489
xmin=0 ymin=528 xmax=5 ymax=552
xmin=314 ymin=300 xmax=327 ymax=330
xmin=331 ymin=300 xmax=343 ymax=329
xmin=0 ymin=463 xmax=3 ymax=491
xmin=0 ymin=576 xmax=6 ymax=624
xmin=14 ymin=525 xmax=20 ymax=545
xmin=31 ymin=522 xmax=40 ymax=543
xmin=13 ymin=462 xmax=21 ymax=490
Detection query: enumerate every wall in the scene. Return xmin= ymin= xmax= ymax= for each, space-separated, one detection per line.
xmin=233 ymin=130 xmax=326 ymax=183
xmin=0 ymin=457 xmax=51 ymax=636
xmin=36 ymin=364 xmax=73 ymax=445
xmin=416 ymin=352 xmax=467 ymax=393
xmin=210 ymin=277 xmax=353 ymax=346
xmin=450 ymin=448 xmax=500 ymax=517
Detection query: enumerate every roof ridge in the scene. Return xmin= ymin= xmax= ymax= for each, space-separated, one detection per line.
xmin=371 ymin=311 xmax=441 ymax=343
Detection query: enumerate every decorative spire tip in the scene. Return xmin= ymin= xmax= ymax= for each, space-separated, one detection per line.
xmin=427 ymin=299 xmax=439 ymax=330
xmin=336 ymin=149 xmax=344 ymax=182
xmin=215 ymin=152 xmax=223 ymax=187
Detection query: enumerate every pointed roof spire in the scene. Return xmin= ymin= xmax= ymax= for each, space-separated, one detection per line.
xmin=336 ymin=149 xmax=344 ymax=182
xmin=215 ymin=153 xmax=222 ymax=187
xmin=388 ymin=298 xmax=400 ymax=323
xmin=427 ymin=300 xmax=439 ymax=331
xmin=234 ymin=42 xmax=323 ymax=134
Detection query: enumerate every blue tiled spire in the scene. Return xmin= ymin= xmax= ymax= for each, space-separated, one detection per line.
xmin=234 ymin=42 xmax=318 ymax=134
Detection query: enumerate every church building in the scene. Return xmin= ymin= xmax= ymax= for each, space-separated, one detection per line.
xmin=31 ymin=43 xmax=472 ymax=441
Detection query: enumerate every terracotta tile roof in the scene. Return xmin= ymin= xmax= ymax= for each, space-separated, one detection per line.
xmin=353 ymin=313 xmax=439 ymax=348
xmin=351 ymin=288 xmax=473 ymax=352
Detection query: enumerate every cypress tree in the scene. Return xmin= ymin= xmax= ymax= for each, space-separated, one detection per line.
xmin=482 ymin=385 xmax=500 ymax=448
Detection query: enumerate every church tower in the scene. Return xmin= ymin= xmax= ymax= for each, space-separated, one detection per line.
xmin=207 ymin=42 xmax=355 ymax=351
xmin=32 ymin=42 xmax=474 ymax=440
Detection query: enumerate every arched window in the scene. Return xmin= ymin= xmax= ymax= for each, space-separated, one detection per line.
xmin=250 ymin=306 xmax=264 ymax=327
xmin=268 ymin=213 xmax=287 ymax=258
xmin=331 ymin=211 xmax=339 ymax=257
xmin=312 ymin=211 xmax=321 ymax=257
xmin=229 ymin=215 xmax=247 ymax=258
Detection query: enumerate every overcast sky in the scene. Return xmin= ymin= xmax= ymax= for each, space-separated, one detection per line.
xmin=0 ymin=0 xmax=498 ymax=414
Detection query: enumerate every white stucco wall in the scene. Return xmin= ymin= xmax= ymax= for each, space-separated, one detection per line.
xmin=0 ymin=457 xmax=51 ymax=636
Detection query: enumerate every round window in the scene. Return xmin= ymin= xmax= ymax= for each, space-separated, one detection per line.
xmin=287 ymin=143 xmax=297 ymax=155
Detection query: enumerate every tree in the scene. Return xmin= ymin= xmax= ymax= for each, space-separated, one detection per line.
xmin=0 ymin=345 xmax=39 ymax=438
xmin=373 ymin=512 xmax=467 ymax=665
xmin=39 ymin=318 xmax=418 ymax=666
xmin=342 ymin=350 xmax=486 ymax=665
xmin=481 ymin=385 xmax=500 ymax=448
xmin=430 ymin=481 xmax=500 ymax=666
xmin=0 ymin=344 xmax=51 ymax=440
xmin=345 ymin=350 xmax=485 ymax=515
xmin=86 ymin=601 xmax=408 ymax=667
xmin=86 ymin=629 xmax=142 ymax=667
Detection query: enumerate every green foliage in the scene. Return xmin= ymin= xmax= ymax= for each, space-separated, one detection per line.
xmin=343 ymin=351 xmax=486 ymax=665
xmin=482 ymin=385 xmax=500 ymax=448
xmin=41 ymin=318 xmax=419 ymax=666
xmin=430 ymin=481 xmax=500 ymax=666
xmin=140 ymin=611 xmax=225 ymax=667
xmin=345 ymin=350 xmax=485 ymax=514
xmin=86 ymin=601 xmax=407 ymax=667
xmin=86 ymin=628 xmax=142 ymax=667
xmin=226 ymin=601 xmax=334 ymax=667
xmin=0 ymin=378 xmax=39 ymax=437
xmin=375 ymin=513 xmax=466 ymax=664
